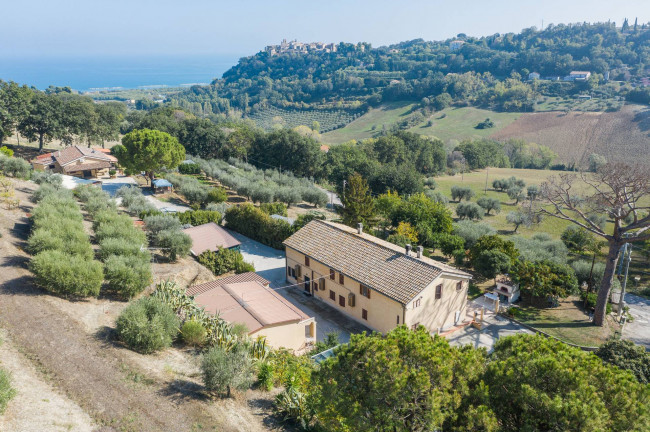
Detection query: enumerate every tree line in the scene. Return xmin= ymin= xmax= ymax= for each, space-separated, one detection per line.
xmin=0 ymin=81 xmax=125 ymax=150
xmin=167 ymin=21 xmax=650 ymax=118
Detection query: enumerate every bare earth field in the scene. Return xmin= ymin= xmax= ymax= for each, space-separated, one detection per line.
xmin=0 ymin=179 xmax=283 ymax=432
xmin=490 ymin=104 xmax=650 ymax=166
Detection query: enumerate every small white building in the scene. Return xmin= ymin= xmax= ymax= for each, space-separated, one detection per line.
xmin=563 ymin=71 xmax=591 ymax=81
xmin=528 ymin=72 xmax=540 ymax=80
xmin=494 ymin=277 xmax=520 ymax=304
xmin=449 ymin=40 xmax=465 ymax=51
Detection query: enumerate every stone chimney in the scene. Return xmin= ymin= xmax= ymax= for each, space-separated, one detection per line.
xmin=357 ymin=223 xmax=363 ymax=234
xmin=405 ymin=244 xmax=412 ymax=256
xmin=417 ymin=245 xmax=423 ymax=258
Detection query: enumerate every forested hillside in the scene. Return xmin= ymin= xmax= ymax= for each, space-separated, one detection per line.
xmin=169 ymin=21 xmax=650 ymax=125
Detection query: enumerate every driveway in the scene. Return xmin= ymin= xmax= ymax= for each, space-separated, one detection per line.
xmin=229 ymin=229 xmax=370 ymax=343
xmin=101 ymin=176 xmax=189 ymax=213
xmin=316 ymin=186 xmax=341 ymax=209
xmin=623 ymin=293 xmax=650 ymax=350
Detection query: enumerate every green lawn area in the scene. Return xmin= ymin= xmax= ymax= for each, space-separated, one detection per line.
xmin=321 ymin=105 xmax=521 ymax=145
xmin=407 ymin=107 xmax=521 ymax=144
xmin=514 ymin=297 xmax=619 ymax=347
xmin=321 ymin=102 xmax=415 ymax=144
xmin=434 ymin=168 xmax=576 ymax=238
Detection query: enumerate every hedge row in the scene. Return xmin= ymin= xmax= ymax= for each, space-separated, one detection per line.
xmin=116 ymin=185 xmax=156 ymax=216
xmin=76 ymin=185 xmax=151 ymax=298
xmin=198 ymin=248 xmax=255 ymax=276
xmin=28 ymin=188 xmax=103 ymax=297
xmin=225 ymin=204 xmax=293 ymax=250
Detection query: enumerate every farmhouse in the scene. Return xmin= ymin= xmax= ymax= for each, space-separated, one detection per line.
xmin=187 ymin=273 xmax=316 ymax=352
xmin=528 ymin=72 xmax=540 ymax=80
xmin=31 ymin=145 xmax=117 ymax=178
xmin=183 ymin=222 xmax=241 ymax=256
xmin=283 ymin=220 xmax=472 ymax=334
xmin=563 ymin=71 xmax=591 ymax=81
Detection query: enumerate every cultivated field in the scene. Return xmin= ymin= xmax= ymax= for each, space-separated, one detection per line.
xmin=490 ymin=104 xmax=650 ymax=166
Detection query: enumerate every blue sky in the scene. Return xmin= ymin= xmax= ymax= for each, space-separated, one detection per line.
xmin=2 ymin=0 xmax=650 ymax=57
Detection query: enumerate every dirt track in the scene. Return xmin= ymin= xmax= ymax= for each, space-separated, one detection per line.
xmin=0 ymin=180 xmax=276 ymax=432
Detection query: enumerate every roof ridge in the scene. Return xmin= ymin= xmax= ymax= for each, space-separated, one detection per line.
xmin=315 ymin=219 xmax=442 ymax=271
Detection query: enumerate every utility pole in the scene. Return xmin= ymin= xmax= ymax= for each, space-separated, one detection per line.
xmin=342 ymin=179 xmax=347 ymax=205
xmin=484 ymin=167 xmax=489 ymax=195
xmin=618 ymin=243 xmax=632 ymax=321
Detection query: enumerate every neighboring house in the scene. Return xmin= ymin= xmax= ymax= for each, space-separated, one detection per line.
xmin=183 ymin=222 xmax=241 ymax=256
xmin=283 ymin=220 xmax=472 ymax=334
xmin=563 ymin=71 xmax=591 ymax=81
xmin=31 ymin=145 xmax=117 ymax=178
xmin=151 ymin=178 xmax=173 ymax=194
xmin=449 ymin=40 xmax=465 ymax=51
xmin=528 ymin=72 xmax=541 ymax=80
xmin=187 ymin=272 xmax=316 ymax=352
xmin=494 ymin=276 xmax=520 ymax=304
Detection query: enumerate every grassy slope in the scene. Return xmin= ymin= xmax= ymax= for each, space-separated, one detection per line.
xmin=435 ymin=167 xmax=574 ymax=238
xmin=321 ymin=104 xmax=520 ymax=145
xmin=407 ymin=107 xmax=521 ymax=144
xmin=321 ymin=102 xmax=415 ymax=143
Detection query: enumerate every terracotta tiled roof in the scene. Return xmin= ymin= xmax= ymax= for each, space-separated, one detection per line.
xmin=183 ymin=223 xmax=241 ymax=256
xmin=283 ymin=220 xmax=471 ymax=304
xmin=188 ymin=278 xmax=311 ymax=333
xmin=62 ymin=161 xmax=112 ymax=173
xmin=186 ymin=272 xmax=270 ymax=296
xmin=32 ymin=145 xmax=115 ymax=166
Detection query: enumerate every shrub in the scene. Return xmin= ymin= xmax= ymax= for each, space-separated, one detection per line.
xmin=31 ymin=183 xmax=67 ymax=203
xmin=260 ymin=202 xmax=288 ymax=216
xmin=512 ymin=234 xmax=568 ymax=265
xmin=251 ymin=186 xmax=275 ymax=204
xmin=257 ymin=362 xmax=274 ymax=391
xmin=595 ymin=339 xmax=650 ymax=384
xmin=436 ymin=233 xmax=465 ymax=258
xmin=301 ymin=188 xmax=328 ymax=207
xmin=115 ymin=297 xmax=179 ymax=354
xmin=476 ymin=196 xmax=501 ymax=215
xmin=452 ymin=220 xmax=495 ymax=248
xmin=206 ymin=202 xmax=230 ymax=214
xmin=180 ymin=183 xmax=209 ymax=205
xmin=104 ymin=255 xmax=152 ymax=298
xmin=456 ymin=202 xmax=483 ymax=220
xmin=225 ymin=204 xmax=293 ymax=249
xmin=201 ymin=345 xmax=254 ymax=397
xmin=32 ymin=171 xmax=62 ymax=187
xmin=506 ymin=186 xmax=526 ymax=204
xmin=30 ymin=250 xmax=104 ymax=297
xmin=28 ymin=226 xmax=94 ymax=259
xmin=206 ymin=187 xmax=227 ymax=204
xmin=424 ymin=177 xmax=437 ymax=189
xmin=144 ymin=214 xmax=182 ymax=240
xmin=181 ymin=320 xmax=207 ymax=347
xmin=571 ymin=260 xmax=606 ymax=286
xmin=98 ymin=237 xmax=147 ymax=260
xmin=561 ymin=226 xmax=595 ymax=253
xmin=96 ymin=218 xmax=146 ymax=243
xmin=177 ymin=210 xmax=222 ymax=226
xmin=276 ymin=187 xmax=302 ymax=207
xmin=0 ymin=156 xmax=31 ymax=178
xmin=0 ymin=146 xmax=13 ymax=157
xmin=450 ymin=185 xmax=474 ymax=202
xmin=156 ymin=229 xmax=192 ymax=261
xmin=424 ymin=189 xmax=449 ymax=204
xmin=178 ymin=162 xmax=201 ymax=175
xmin=0 ymin=367 xmax=16 ymax=415
xmin=198 ymin=248 xmax=255 ymax=276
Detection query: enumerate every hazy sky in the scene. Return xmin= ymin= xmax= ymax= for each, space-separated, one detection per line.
xmin=2 ymin=0 xmax=650 ymax=57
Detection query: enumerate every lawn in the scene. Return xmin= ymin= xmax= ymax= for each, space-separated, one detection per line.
xmin=321 ymin=105 xmax=521 ymax=145
xmin=434 ymin=167 xmax=576 ymax=238
xmin=514 ymin=296 xmax=619 ymax=347
xmin=407 ymin=107 xmax=521 ymax=144
xmin=321 ymin=102 xmax=416 ymax=144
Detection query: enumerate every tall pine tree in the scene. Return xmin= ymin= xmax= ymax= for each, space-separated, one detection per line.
xmin=339 ymin=173 xmax=377 ymax=230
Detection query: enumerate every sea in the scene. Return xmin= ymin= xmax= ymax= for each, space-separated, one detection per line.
xmin=0 ymin=54 xmax=241 ymax=92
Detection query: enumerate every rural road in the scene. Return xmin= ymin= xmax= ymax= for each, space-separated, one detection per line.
xmin=622 ymin=293 xmax=650 ymax=350
xmin=317 ymin=186 xmax=341 ymax=208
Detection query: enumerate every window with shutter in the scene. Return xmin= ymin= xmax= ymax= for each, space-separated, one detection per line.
xmin=339 ymin=273 xmax=344 ymax=284
xmin=360 ymin=285 xmax=371 ymax=298
xmin=362 ymin=309 xmax=368 ymax=320
xmin=304 ymin=256 xmax=310 ymax=266
xmin=339 ymin=295 xmax=345 ymax=307
xmin=456 ymin=281 xmax=463 ymax=291
xmin=329 ymin=269 xmax=335 ymax=280
xmin=435 ymin=284 xmax=442 ymax=299
xmin=329 ymin=290 xmax=335 ymax=301
xmin=397 ymin=315 xmax=400 ymax=324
